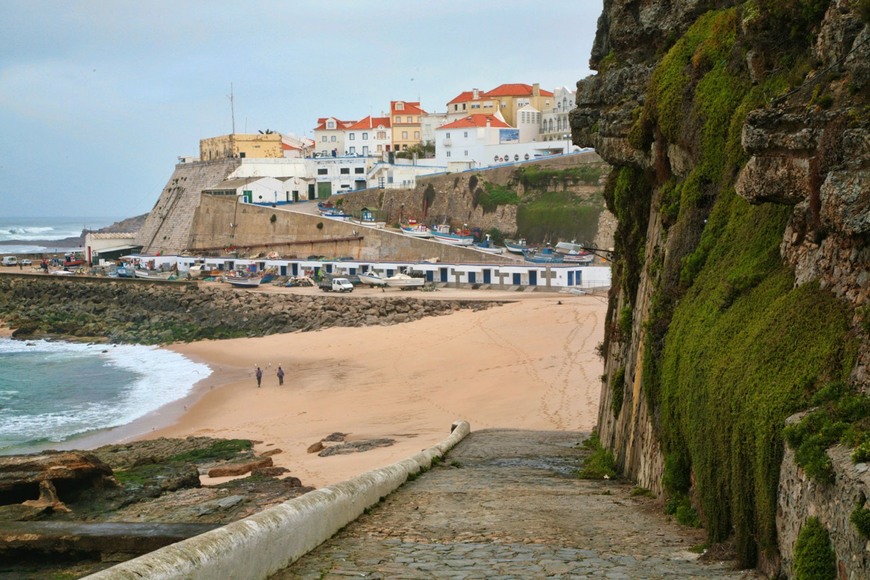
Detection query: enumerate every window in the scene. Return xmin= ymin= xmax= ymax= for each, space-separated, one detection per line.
xmin=349 ymin=133 xmax=355 ymax=140
xmin=402 ymin=131 xmax=408 ymax=139
xmin=354 ymin=167 xmax=364 ymax=173
xmin=463 ymin=131 xmax=468 ymax=138
xmin=396 ymin=102 xmax=404 ymax=110
xmin=464 ymin=150 xmax=468 ymax=157
xmin=348 ymin=146 xmax=356 ymax=155
xmin=414 ymin=131 xmax=420 ymax=139
xmin=317 ymin=168 xmax=328 ymax=175
xmin=327 ymin=120 xmax=336 ymax=129
xmin=462 ymin=104 xmax=466 ymax=110
xmin=340 ymin=167 xmax=350 ymax=174
xmin=446 ymin=132 xmax=450 ymax=139
xmin=377 ymin=131 xmax=385 ymax=139
xmin=362 ymin=132 xmax=368 ymax=140
xmin=331 ymin=135 xmax=336 ymax=142
xmin=321 ymin=136 xmax=327 ymax=142
xmin=446 ymin=151 xmax=451 ymax=158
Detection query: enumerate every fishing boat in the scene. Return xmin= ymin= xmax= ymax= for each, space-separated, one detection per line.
xmin=473 ymin=234 xmax=504 ymax=254
xmin=503 ymin=238 xmax=529 ymax=254
xmin=555 ymin=240 xmax=585 ymax=255
xmin=563 ymin=252 xmax=594 ymax=264
xmin=400 ymin=220 xmax=433 ymax=238
xmin=522 ymin=247 xmax=565 ymax=263
xmin=430 ymin=224 xmax=474 ymax=246
xmin=320 ymin=207 xmax=351 ymax=220
xmin=383 ymin=272 xmax=425 ymax=289
xmin=223 ymin=271 xmax=263 ymax=288
xmin=352 ymin=208 xmax=386 ymax=228
xmin=358 ymin=271 xmax=387 ymax=287
xmin=225 ymin=276 xmax=262 ymax=288
xmin=133 ymin=269 xmax=175 ymax=281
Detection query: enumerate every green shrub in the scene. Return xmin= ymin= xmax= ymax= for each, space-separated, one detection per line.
xmin=850 ymin=504 xmax=870 ymax=539
xmin=793 ymin=517 xmax=836 ymax=580
xmin=578 ymin=432 xmax=617 ymax=479
xmin=168 ymin=439 xmax=253 ymax=463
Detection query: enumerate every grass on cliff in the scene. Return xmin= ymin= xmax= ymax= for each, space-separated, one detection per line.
xmin=625 ymin=4 xmax=860 ymax=569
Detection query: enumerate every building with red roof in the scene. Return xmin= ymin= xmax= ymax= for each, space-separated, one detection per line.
xmin=345 ymin=115 xmax=392 ymax=156
xmin=445 ymin=83 xmax=555 ymax=128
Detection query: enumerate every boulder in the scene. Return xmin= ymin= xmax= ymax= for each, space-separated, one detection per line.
xmin=0 ymin=451 xmax=115 ymax=506
xmin=207 ymin=457 xmax=273 ymax=478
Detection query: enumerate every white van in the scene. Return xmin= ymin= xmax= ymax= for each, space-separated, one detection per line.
xmin=2 ymin=256 xmax=18 ymax=267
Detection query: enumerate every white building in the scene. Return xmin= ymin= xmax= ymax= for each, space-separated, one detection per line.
xmin=434 ymin=113 xmax=561 ymax=170
xmin=313 ymin=117 xmax=355 ymax=157
xmin=541 ymin=86 xmax=576 ymax=143
xmin=345 ymin=116 xmax=392 ymax=156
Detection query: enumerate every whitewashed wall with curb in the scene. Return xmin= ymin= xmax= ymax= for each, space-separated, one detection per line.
xmin=85 ymin=420 xmax=470 ymax=580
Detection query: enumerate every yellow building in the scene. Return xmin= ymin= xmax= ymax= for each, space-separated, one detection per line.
xmin=199 ymin=133 xmax=284 ymax=161
xmin=389 ymin=101 xmax=427 ymax=152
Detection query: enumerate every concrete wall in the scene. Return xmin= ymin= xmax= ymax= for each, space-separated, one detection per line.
xmin=85 ymin=421 xmax=471 ymax=580
xmin=190 ymin=195 xmax=516 ymax=264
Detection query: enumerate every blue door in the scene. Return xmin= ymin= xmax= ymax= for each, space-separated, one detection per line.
xmin=291 ymin=263 xmax=298 ymax=276
xmin=483 ymin=269 xmax=491 ymax=284
xmin=575 ymin=270 xmax=582 ymax=286
xmin=280 ymin=265 xmax=287 ymax=276
xmin=440 ymin=268 xmax=448 ymax=282
xmin=427 ymin=271 xmax=434 ymax=282
xmin=468 ymin=272 xmax=476 ymax=284
xmin=568 ymin=271 xmax=574 ymax=286
xmin=530 ymin=270 xmax=537 ymax=285
xmin=387 ymin=269 xmax=395 ymax=277
xmin=513 ymin=273 xmax=521 ymax=285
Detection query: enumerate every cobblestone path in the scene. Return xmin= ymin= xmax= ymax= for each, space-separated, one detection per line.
xmin=272 ymin=430 xmax=759 ymax=579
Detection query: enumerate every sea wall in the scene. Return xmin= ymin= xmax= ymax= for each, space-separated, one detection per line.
xmin=0 ymin=275 xmax=499 ymax=344
xmin=84 ymin=421 xmax=471 ymax=580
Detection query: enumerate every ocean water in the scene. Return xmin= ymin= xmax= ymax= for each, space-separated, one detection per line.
xmin=0 ymin=338 xmax=211 ymax=454
xmin=0 ymin=216 xmax=122 ymax=254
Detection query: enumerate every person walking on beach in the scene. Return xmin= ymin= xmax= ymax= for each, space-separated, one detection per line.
xmin=255 ymin=366 xmax=263 ymax=388
xmin=277 ymin=366 xmax=285 ymax=386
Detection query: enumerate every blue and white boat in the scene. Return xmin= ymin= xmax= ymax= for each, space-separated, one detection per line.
xmin=474 ymin=234 xmax=504 ymax=254
xmin=522 ymin=247 xmax=564 ymax=263
xmin=431 ymin=224 xmax=474 ymax=246
xmin=503 ymin=238 xmax=529 ymax=254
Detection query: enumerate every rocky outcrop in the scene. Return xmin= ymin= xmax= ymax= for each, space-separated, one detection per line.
xmin=574 ymin=0 xmax=869 ymax=575
xmin=0 ymin=452 xmax=115 ymax=510
xmin=0 ymin=276 xmax=498 ymax=344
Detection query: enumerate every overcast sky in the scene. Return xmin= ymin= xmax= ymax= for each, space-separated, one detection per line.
xmin=1 ymin=0 xmax=602 ymax=219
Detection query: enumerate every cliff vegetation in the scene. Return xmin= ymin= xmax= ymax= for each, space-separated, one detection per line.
xmin=575 ymin=0 xmax=868 ymax=572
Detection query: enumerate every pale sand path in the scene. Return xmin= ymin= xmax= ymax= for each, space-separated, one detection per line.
xmin=141 ymin=293 xmax=606 ymax=489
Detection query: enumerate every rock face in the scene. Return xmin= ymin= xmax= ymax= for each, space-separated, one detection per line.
xmin=574 ymin=0 xmax=869 ymax=575
xmin=0 ymin=452 xmax=115 ymax=510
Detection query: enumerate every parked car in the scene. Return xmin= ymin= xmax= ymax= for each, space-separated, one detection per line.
xmin=19 ymin=259 xmax=32 ymax=266
xmin=2 ymin=256 xmax=18 ymax=267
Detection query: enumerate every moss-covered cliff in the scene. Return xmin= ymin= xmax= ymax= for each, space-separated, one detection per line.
xmin=574 ymin=0 xmax=868 ymax=574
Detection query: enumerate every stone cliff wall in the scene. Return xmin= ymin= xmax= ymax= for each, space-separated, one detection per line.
xmin=0 ymin=276 xmax=498 ymax=345
xmin=574 ymin=0 xmax=868 ymax=574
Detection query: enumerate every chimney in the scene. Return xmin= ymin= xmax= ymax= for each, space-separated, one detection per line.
xmin=472 ymin=88 xmax=479 ymax=100
xmin=486 ymin=117 xmax=491 ymax=128
xmin=533 ymin=83 xmax=540 ymax=96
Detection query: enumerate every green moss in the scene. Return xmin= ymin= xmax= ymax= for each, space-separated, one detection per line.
xmin=611 ymin=366 xmax=626 ymax=417
xmin=851 ymin=504 xmax=870 ymax=539
xmin=167 ymin=439 xmax=253 ymax=463
xmin=474 ymin=181 xmax=520 ymax=213
xmin=516 ymin=190 xmax=603 ymax=245
xmin=793 ymin=517 xmax=837 ymax=580
xmin=578 ymin=432 xmax=617 ymax=479
xmin=514 ymin=165 xmax=603 ymax=189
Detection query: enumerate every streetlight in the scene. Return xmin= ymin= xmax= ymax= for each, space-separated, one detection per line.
xmin=564 ymin=133 xmax=571 ymax=155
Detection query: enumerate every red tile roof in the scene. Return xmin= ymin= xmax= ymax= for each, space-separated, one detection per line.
xmin=390 ymin=101 xmax=427 ymax=116
xmin=347 ymin=115 xmax=391 ymax=130
xmin=447 ymin=89 xmax=490 ymax=105
xmin=437 ymin=115 xmax=511 ymax=130
xmin=313 ymin=117 xmax=356 ymax=131
xmin=484 ymin=83 xmax=554 ymax=98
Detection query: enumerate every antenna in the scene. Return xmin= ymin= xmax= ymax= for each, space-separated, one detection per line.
xmin=227 ymin=83 xmax=236 ymax=134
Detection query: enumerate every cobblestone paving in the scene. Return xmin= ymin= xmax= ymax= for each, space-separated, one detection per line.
xmin=272 ymin=430 xmax=760 ymax=579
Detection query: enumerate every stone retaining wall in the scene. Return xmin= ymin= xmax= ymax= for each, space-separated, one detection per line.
xmin=84 ymin=421 xmax=471 ymax=580
xmin=0 ymin=275 xmax=499 ymax=344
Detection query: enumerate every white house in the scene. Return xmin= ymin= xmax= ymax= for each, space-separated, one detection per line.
xmin=313 ymin=117 xmax=355 ymax=157
xmin=345 ymin=115 xmax=392 ymax=157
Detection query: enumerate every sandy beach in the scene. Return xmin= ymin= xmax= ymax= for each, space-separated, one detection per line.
xmin=136 ymin=290 xmax=607 ymax=489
